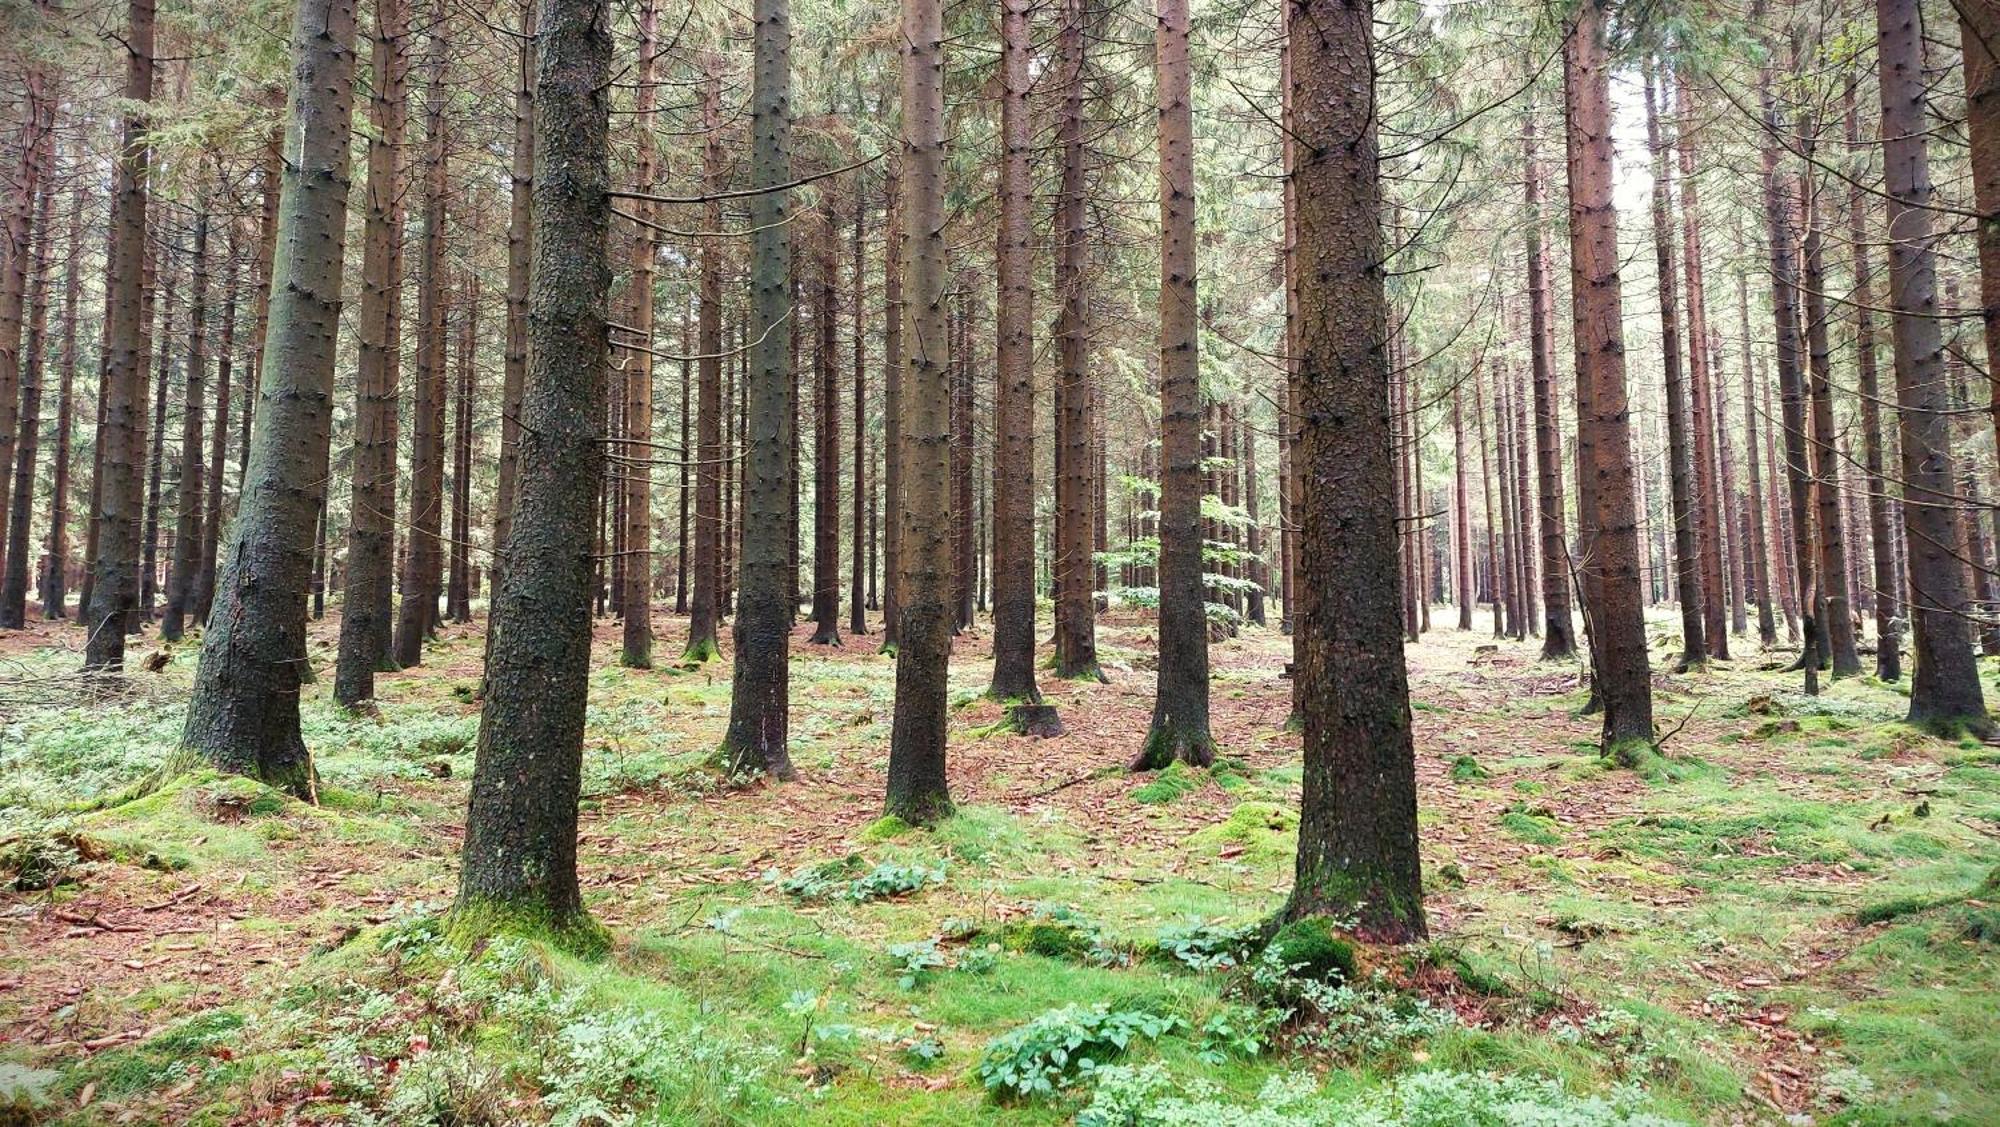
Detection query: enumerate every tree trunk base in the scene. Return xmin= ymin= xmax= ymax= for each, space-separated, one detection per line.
xmin=1003 ymin=703 xmax=1063 ymax=739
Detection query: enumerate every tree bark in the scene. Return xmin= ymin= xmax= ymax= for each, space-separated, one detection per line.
xmin=849 ymin=177 xmax=868 ymax=637
xmin=492 ymin=0 xmax=534 ymax=595
xmin=1878 ymin=0 xmax=1988 ymax=731
xmin=1565 ymin=0 xmax=1653 ymax=755
xmin=1051 ymin=0 xmax=1099 ymax=681
xmin=988 ymin=0 xmax=1042 ymax=705
xmin=448 ymin=273 xmax=477 ymax=623
xmin=453 ymin=0 xmax=613 ymax=950
xmin=1281 ymin=0 xmax=1425 ymax=944
xmin=160 ymin=211 xmax=208 ymax=640
xmin=879 ymin=157 xmax=902 ymax=651
xmin=723 ymin=0 xmax=798 ymax=780
xmin=1738 ymin=259 xmax=1778 ymax=645
xmin=1452 ymin=378 xmax=1473 ymax=629
xmin=1798 ymin=122 xmax=1861 ymax=677
xmin=683 ymin=50 xmax=724 ymax=663
xmin=38 ymin=181 xmax=81 ymax=620
xmin=1136 ymin=0 xmax=1213 ymax=770
xmin=0 ymin=54 xmax=55 ymax=595
xmin=83 ymin=0 xmax=156 ymax=671
xmin=394 ymin=29 xmax=448 ymax=667
xmin=1 ymin=163 xmax=52 ymax=629
xmin=809 ymin=196 xmax=841 ymax=645
xmin=192 ymin=216 xmax=239 ymax=626
xmin=180 ymin=0 xmax=359 ymax=795
xmin=1644 ymin=68 xmax=1706 ymax=670
xmin=618 ymin=0 xmax=658 ymax=667
xmin=334 ymin=0 xmax=408 ymax=703
xmin=1848 ymin=80 xmax=1900 ymax=680
xmin=1674 ymin=74 xmax=1729 ymax=661
xmin=885 ymin=0 xmax=955 ymax=823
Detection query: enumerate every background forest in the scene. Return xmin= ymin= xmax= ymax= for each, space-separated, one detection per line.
xmin=1 ymin=0 xmax=1998 ymax=1121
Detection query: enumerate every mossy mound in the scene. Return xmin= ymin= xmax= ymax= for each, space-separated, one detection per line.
xmin=1265 ymin=916 xmax=1357 ymax=982
xmin=1133 ymin=761 xmax=1203 ymax=805
xmin=1188 ymin=802 xmax=1298 ymax=862
xmin=996 ymin=918 xmax=1096 ymax=959
xmin=1449 ymin=755 xmax=1489 ymax=782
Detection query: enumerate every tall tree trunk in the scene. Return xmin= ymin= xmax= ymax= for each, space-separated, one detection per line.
xmin=988 ymin=0 xmax=1043 ymax=705
xmin=141 ymin=258 xmax=173 ymax=626
xmin=180 ymin=0 xmax=359 ymax=795
xmin=39 ymin=181 xmax=81 ymax=620
xmin=1136 ymin=0 xmax=1214 ymax=770
xmin=1051 ymin=0 xmax=1099 ymax=680
xmin=1675 ymin=74 xmax=1730 ymax=660
xmin=1798 ymin=122 xmax=1861 ymax=677
xmin=395 ymin=27 xmax=448 ymax=667
xmin=161 ymin=212 xmax=208 ymax=640
xmin=1 ymin=168 xmax=52 ymax=629
xmin=1738 ymin=262 xmax=1778 ymax=645
xmin=1848 ymin=80 xmax=1900 ymax=680
xmin=1963 ymin=0 xmax=2000 ymax=452
xmin=809 ymin=197 xmax=841 ymax=645
xmin=0 ymin=54 xmax=54 ymax=593
xmin=951 ymin=296 xmax=975 ymax=631
xmin=849 ymin=179 xmax=867 ymax=637
xmin=83 ymin=0 xmax=156 ymax=671
xmin=1644 ymin=68 xmax=1705 ymax=670
xmin=1759 ymin=42 xmax=1823 ymax=690
xmin=1452 ymin=379 xmax=1473 ymax=629
xmin=1565 ymin=0 xmax=1653 ymax=755
xmin=1243 ymin=410 xmax=1265 ymax=626
xmin=1475 ymin=363 xmax=1501 ymax=635
xmin=723 ymin=0 xmax=798 ymax=779
xmin=884 ymin=0 xmax=955 ymax=823
xmin=448 ymin=274 xmax=477 ymax=623
xmin=1510 ymin=360 xmax=1536 ymax=636
xmin=492 ymin=0 xmax=533 ymax=595
xmin=879 ymin=157 xmax=902 ymax=651
xmin=337 ymin=0 xmax=409 ymax=703
xmin=1878 ymin=0 xmax=1988 ymax=731
xmin=193 ymin=216 xmax=239 ymax=626
xmin=1281 ymin=0 xmax=1425 ymax=944
xmin=453 ymin=0 xmax=613 ymax=952
xmin=684 ymin=50 xmax=724 ymax=663
xmin=618 ymin=0 xmax=658 ymax=667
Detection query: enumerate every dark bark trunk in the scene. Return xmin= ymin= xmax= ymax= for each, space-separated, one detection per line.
xmin=809 ymin=198 xmax=841 ymax=646
xmin=1281 ymin=0 xmax=1425 ymax=943
xmin=849 ymin=177 xmax=867 ymax=637
xmin=1878 ymin=0 xmax=1988 ymax=731
xmin=1051 ymin=0 xmax=1099 ymax=680
xmin=885 ymin=0 xmax=955 ymax=823
xmin=448 ymin=274 xmax=477 ymax=624
xmin=38 ymin=181 xmax=81 ymax=620
xmin=879 ymin=158 xmax=902 ymax=651
xmin=617 ymin=0 xmax=658 ymax=667
xmin=180 ymin=0 xmax=359 ymax=796
xmin=1848 ymin=81 xmax=1901 ymax=680
xmin=1136 ymin=0 xmax=1213 ymax=770
xmin=1738 ymin=260 xmax=1778 ymax=645
xmin=723 ymin=0 xmax=798 ymax=780
xmin=1798 ymin=120 xmax=1861 ymax=677
xmin=454 ymin=0 xmax=613 ymax=951
xmin=83 ymin=0 xmax=154 ymax=671
xmin=394 ymin=31 xmax=449 ymax=667
xmin=161 ymin=212 xmax=208 ymax=640
xmin=683 ymin=51 xmax=724 ymax=663
xmin=1 ymin=164 xmax=52 ymax=629
xmin=1565 ymin=0 xmax=1653 ymax=754
xmin=192 ymin=217 xmax=239 ymax=626
xmin=1674 ymin=74 xmax=1730 ymax=661
xmin=492 ymin=0 xmax=533 ymax=595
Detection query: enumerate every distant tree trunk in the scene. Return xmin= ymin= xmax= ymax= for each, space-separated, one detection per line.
xmin=141 ymin=262 xmax=172 ymax=625
xmin=192 ymin=217 xmax=239 ymax=626
xmin=850 ymin=180 xmax=867 ymax=637
xmin=989 ymin=0 xmax=1042 ymax=705
xmin=1281 ymin=0 xmax=1425 ymax=944
xmin=492 ymin=0 xmax=533 ymax=595
xmin=161 ymin=211 xmax=208 ymax=640
xmin=1847 ymin=81 xmax=1900 ymax=680
xmin=879 ymin=158 xmax=902 ymax=651
xmin=448 ymin=275 xmax=477 ymax=623
xmin=83 ymin=0 xmax=156 ymax=671
xmin=1493 ymin=362 xmax=1520 ymax=638
xmin=333 ymin=0 xmax=408 ymax=704
xmin=1452 ymin=379 xmax=1473 ymax=629
xmin=310 ymin=490 xmax=328 ymax=620
xmin=1278 ymin=7 xmax=1298 ymax=640
xmin=1738 ymin=262 xmax=1777 ymax=645
xmin=395 ymin=32 xmax=448 ymax=667
xmin=1674 ymin=74 xmax=1729 ymax=661
xmin=1565 ymin=0 xmax=1653 ymax=755
xmin=1510 ymin=362 xmax=1535 ymax=636
xmin=1797 ymin=118 xmax=1861 ymax=677
xmin=1 ymin=167 xmax=52 ymax=629
xmin=1963 ymin=0 xmax=2000 ymax=459
xmin=39 ymin=182 xmax=81 ymax=620
xmin=1644 ymin=69 xmax=1705 ymax=670
xmin=618 ymin=0 xmax=659 ymax=667
xmin=0 ymin=58 xmax=54 ymax=596
xmin=884 ymin=0 xmax=955 ymax=824
xmin=1714 ymin=326 xmax=1748 ymax=638
xmin=1051 ymin=0 xmax=1099 ymax=680
xmin=951 ymin=298 xmax=975 ymax=632
xmin=683 ymin=51 xmax=724 ymax=663
xmin=1763 ymin=369 xmax=1798 ymax=639
xmin=453 ymin=0 xmax=612 ymax=951
xmin=1475 ymin=363 xmax=1501 ymax=635
xmin=723 ymin=0 xmax=798 ymax=780
xmin=1136 ymin=0 xmax=1214 ymax=770
xmin=1243 ymin=411 xmax=1265 ymax=626
xmin=809 ymin=197 xmax=841 ymax=646
xmin=1878 ymin=0 xmax=1988 ymax=731
xmin=180 ymin=0 xmax=358 ymax=795
xmin=1759 ymin=45 xmax=1824 ymax=689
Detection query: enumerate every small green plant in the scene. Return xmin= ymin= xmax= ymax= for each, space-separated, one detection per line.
xmin=1449 ymin=754 xmax=1490 ymax=781
xmin=772 ymin=857 xmax=945 ymax=903
xmin=1154 ymin=918 xmax=1256 ymax=971
xmin=976 ymin=1003 xmax=1182 ymax=1100
xmin=886 ymin=938 xmax=946 ymax=990
xmin=1194 ymin=1004 xmax=1280 ymax=1063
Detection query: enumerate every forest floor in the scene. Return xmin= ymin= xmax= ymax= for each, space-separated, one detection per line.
xmin=0 ymin=604 xmax=1995 ymax=1125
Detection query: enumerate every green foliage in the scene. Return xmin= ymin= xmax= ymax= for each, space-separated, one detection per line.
xmin=1449 ymin=755 xmax=1491 ymax=781
xmin=1154 ymin=918 xmax=1257 ymax=971
xmin=771 ymin=856 xmax=945 ymax=903
xmin=976 ymin=1003 xmax=1183 ymax=1099
xmin=1498 ymin=807 xmax=1562 ymax=846
xmin=1077 ymin=1062 xmax=1690 ymax=1126
xmin=998 ymin=903 xmax=1129 ymax=966
xmin=1133 ymin=761 xmax=1204 ymax=805
xmin=885 ymin=938 xmax=945 ymax=990
xmin=1189 ymin=802 xmax=1298 ymax=862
